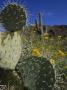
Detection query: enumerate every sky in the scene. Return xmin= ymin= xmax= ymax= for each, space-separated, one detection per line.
xmin=24 ymin=0 xmax=67 ymax=25
xmin=0 ymin=0 xmax=67 ymax=29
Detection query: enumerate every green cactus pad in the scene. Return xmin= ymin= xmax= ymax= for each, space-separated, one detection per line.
xmin=0 ymin=4 xmax=26 ymax=32
xmin=17 ymin=56 xmax=55 ymax=90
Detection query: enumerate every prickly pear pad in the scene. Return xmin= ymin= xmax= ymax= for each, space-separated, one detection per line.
xmin=0 ymin=31 xmax=22 ymax=70
xmin=18 ymin=56 xmax=55 ymax=90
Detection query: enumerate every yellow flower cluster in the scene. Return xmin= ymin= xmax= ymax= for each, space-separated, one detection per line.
xmin=32 ymin=48 xmax=41 ymax=57
xmin=50 ymin=58 xmax=55 ymax=65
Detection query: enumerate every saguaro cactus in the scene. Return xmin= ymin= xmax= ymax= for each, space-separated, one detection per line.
xmin=35 ymin=13 xmax=44 ymax=35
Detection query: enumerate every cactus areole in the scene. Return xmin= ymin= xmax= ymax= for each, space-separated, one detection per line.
xmin=0 ymin=4 xmax=26 ymax=32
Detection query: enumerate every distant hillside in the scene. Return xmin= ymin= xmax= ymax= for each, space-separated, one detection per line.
xmin=47 ymin=25 xmax=67 ymax=37
xmin=30 ymin=25 xmax=67 ymax=37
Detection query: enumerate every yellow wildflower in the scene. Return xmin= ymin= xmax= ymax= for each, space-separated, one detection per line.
xmin=44 ymin=36 xmax=49 ymax=40
xmin=50 ymin=59 xmax=55 ymax=65
xmin=45 ymin=48 xmax=49 ymax=52
xmin=32 ymin=48 xmax=41 ymax=57
xmin=44 ymin=33 xmax=49 ymax=40
xmin=45 ymin=48 xmax=49 ymax=53
xmin=57 ymin=50 xmax=65 ymax=57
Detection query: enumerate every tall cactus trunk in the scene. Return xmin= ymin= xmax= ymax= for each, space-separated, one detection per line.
xmin=35 ymin=17 xmax=39 ymax=31
xmin=38 ymin=12 xmax=43 ymax=35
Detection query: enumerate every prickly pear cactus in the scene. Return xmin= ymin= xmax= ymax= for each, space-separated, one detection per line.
xmin=0 ymin=31 xmax=22 ymax=70
xmin=18 ymin=56 xmax=55 ymax=90
xmin=0 ymin=3 xmax=26 ymax=70
xmin=0 ymin=4 xmax=26 ymax=32
xmin=0 ymin=3 xmax=27 ymax=89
